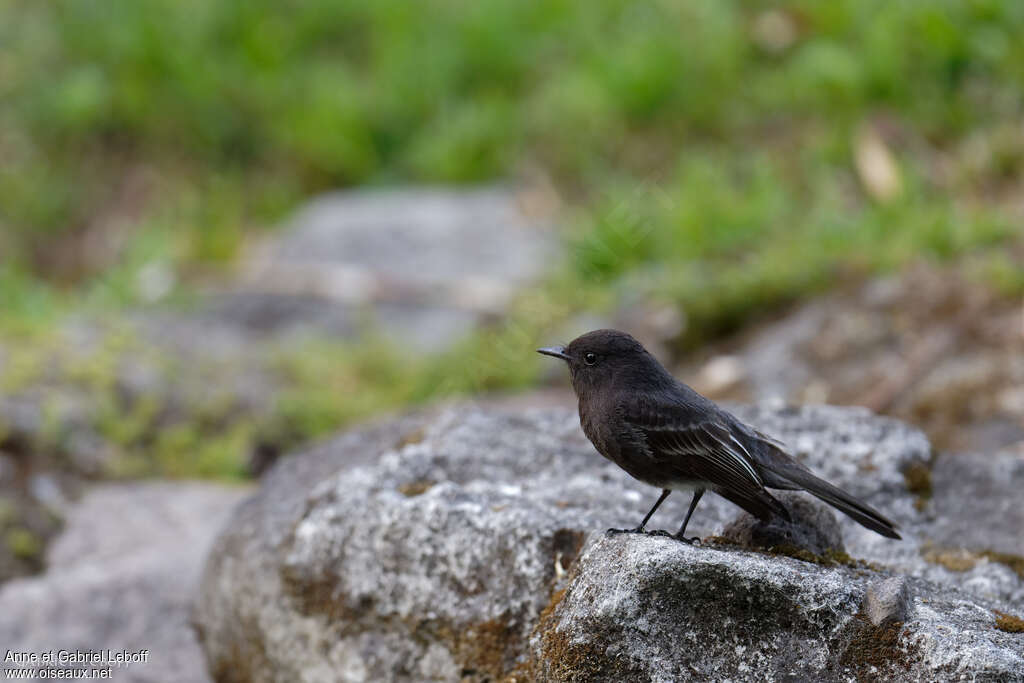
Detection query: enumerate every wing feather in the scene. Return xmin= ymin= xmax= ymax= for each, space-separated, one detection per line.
xmin=621 ymin=398 xmax=764 ymax=496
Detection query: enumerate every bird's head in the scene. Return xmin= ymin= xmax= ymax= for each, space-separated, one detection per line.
xmin=538 ymin=329 xmax=669 ymax=398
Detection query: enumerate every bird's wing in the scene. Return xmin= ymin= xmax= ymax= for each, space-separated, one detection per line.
xmin=731 ymin=423 xmax=811 ymax=489
xmin=619 ymin=397 xmax=765 ymax=498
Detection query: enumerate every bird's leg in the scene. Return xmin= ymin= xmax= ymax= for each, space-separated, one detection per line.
xmin=673 ymin=489 xmax=705 ymax=544
xmin=607 ymin=489 xmax=671 ymax=536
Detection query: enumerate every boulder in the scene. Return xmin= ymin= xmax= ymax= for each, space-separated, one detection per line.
xmin=229 ymin=186 xmax=559 ymax=351
xmin=0 ymin=482 xmax=248 ymax=682
xmin=0 ymin=187 xmax=560 ymax=577
xmin=719 ymin=492 xmax=845 ymax=556
xmin=926 ymin=450 xmax=1024 ymax=558
xmin=531 ymin=536 xmax=1021 ymax=682
xmin=681 ymin=264 xmax=1024 ymax=454
xmin=194 ymin=404 xmax=1024 ymax=682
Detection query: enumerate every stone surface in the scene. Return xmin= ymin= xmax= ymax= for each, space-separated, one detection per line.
xmin=0 ymin=186 xmax=560 ymax=582
xmin=720 ymin=493 xmax=845 ymax=556
xmin=0 ymin=315 xmax=281 ymax=581
xmin=195 ymin=404 xmax=1024 ymax=682
xmin=926 ymin=450 xmax=1024 ymax=558
xmin=230 ymin=186 xmax=558 ymax=351
xmin=864 ymin=576 xmax=913 ymax=627
xmin=0 ymin=482 xmax=248 ymax=682
xmin=683 ymin=263 xmax=1024 ymax=454
xmin=533 ymin=536 xmax=1020 ymax=682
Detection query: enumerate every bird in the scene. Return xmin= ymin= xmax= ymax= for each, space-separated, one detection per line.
xmin=537 ymin=329 xmax=900 ymax=542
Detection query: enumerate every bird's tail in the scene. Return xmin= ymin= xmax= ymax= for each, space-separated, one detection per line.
xmin=777 ymin=467 xmax=901 ymax=539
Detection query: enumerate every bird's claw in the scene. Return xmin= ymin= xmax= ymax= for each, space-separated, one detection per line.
xmin=606 ymin=527 xmax=678 ymax=539
xmin=674 ymin=535 xmax=701 ymax=545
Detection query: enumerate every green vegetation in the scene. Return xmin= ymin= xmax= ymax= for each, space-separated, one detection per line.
xmin=5 ymin=527 xmax=42 ymax=560
xmin=2 ymin=0 xmax=1023 ymax=477
xmin=5 ymin=1 xmax=1024 ymax=278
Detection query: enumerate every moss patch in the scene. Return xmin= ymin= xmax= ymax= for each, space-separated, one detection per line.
xmin=901 ymin=461 xmax=933 ymax=511
xmin=536 ymin=588 xmax=566 ymax=626
xmin=6 ymin=527 xmax=42 ymax=560
xmin=994 ymin=610 xmax=1024 ymax=634
xmin=528 ymin=583 xmax=638 ymax=683
xmin=922 ymin=546 xmax=979 ymax=573
xmin=981 ymin=552 xmax=1024 ymax=581
xmin=448 ymin=618 xmax=518 ymax=680
xmin=397 ymin=480 xmax=436 ymax=497
xmin=705 ymin=536 xmax=880 ymax=572
xmin=519 ymin=536 xmax=655 ymax=681
xmin=922 ymin=545 xmax=1024 ymax=580
xmin=773 ymin=544 xmax=857 ymax=567
xmin=395 ymin=427 xmax=427 ymax=448
xmin=532 ymin=621 xmax=615 ymax=682
xmin=838 ymin=611 xmax=920 ymax=681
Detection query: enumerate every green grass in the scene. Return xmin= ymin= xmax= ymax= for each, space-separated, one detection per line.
xmin=569 ymin=150 xmax=1017 ymax=347
xmin=0 ymin=313 xmax=571 ymax=480
xmin=4 ymin=0 xmax=1024 ymax=274
xmin=2 ymin=0 xmax=1023 ymax=477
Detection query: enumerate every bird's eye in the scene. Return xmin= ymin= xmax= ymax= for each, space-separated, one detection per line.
xmin=584 ymin=352 xmax=598 ymax=366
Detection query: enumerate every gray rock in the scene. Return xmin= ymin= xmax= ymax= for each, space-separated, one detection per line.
xmin=927 ymin=450 xmax=1024 ymax=558
xmin=0 ymin=314 xmax=282 ymax=584
xmin=195 ymin=404 xmax=1024 ymax=682
xmin=0 ymin=188 xmax=561 ymax=585
xmin=0 ymin=482 xmax=248 ymax=683
xmin=194 ymin=411 xmax=437 ymax=683
xmin=864 ymin=576 xmax=913 ymax=627
xmin=720 ymin=493 xmax=845 ymax=556
xmin=683 ymin=265 xmax=1024 ymax=455
xmin=532 ymin=536 xmax=1020 ymax=682
xmin=230 ymin=186 xmax=559 ymax=351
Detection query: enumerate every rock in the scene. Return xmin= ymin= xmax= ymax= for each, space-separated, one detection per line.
xmin=0 ymin=482 xmax=248 ymax=682
xmin=720 ymin=493 xmax=844 ymax=556
xmin=195 ymin=404 xmax=1024 ymax=682
xmin=229 ymin=186 xmax=559 ymax=351
xmin=864 ymin=576 xmax=913 ymax=627
xmin=0 ymin=315 xmax=281 ymax=583
xmin=683 ymin=264 xmax=1024 ymax=454
xmin=194 ymin=410 xmax=437 ymax=682
xmin=691 ymin=354 xmax=746 ymax=396
xmin=926 ymin=450 xmax=1024 ymax=559
xmin=532 ymin=536 xmax=1019 ymax=682
xmin=0 ymin=187 xmax=562 ymax=584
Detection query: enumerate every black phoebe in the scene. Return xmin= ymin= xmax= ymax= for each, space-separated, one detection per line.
xmin=538 ymin=329 xmax=900 ymax=541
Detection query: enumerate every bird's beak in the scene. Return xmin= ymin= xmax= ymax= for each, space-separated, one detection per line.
xmin=537 ymin=345 xmax=570 ymax=361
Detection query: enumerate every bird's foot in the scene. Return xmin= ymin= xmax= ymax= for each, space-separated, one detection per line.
xmin=673 ymin=534 xmax=702 ymax=545
xmin=606 ymin=527 xmax=677 ymax=539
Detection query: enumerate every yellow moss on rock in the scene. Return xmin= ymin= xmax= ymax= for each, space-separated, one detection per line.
xmin=838 ymin=611 xmax=919 ymax=681
xmin=449 ymin=618 xmax=518 ymax=680
xmin=6 ymin=527 xmax=42 ymax=559
xmin=397 ymin=480 xmax=435 ymax=497
xmin=994 ymin=610 xmax=1024 ymax=634
xmin=922 ymin=544 xmax=1024 ymax=580
xmin=901 ymin=461 xmax=933 ymax=511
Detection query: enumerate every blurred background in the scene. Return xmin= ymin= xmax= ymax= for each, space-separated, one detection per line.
xmin=1 ymin=0 xmax=1022 ymax=594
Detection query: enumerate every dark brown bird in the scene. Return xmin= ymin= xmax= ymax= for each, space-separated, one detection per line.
xmin=538 ymin=329 xmax=900 ymax=541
